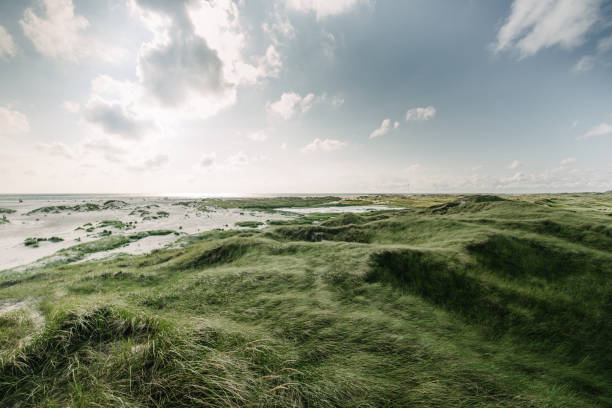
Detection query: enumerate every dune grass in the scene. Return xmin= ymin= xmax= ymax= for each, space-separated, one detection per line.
xmin=235 ymin=221 xmax=265 ymax=228
xmin=0 ymin=193 xmax=610 ymax=407
xmin=23 ymin=237 xmax=64 ymax=247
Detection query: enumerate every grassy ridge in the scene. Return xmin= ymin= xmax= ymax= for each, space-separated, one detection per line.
xmin=0 ymin=194 xmax=610 ymax=407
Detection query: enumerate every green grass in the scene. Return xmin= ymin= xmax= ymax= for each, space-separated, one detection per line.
xmin=234 ymin=221 xmax=265 ymax=228
xmin=23 ymin=236 xmax=64 ymax=247
xmin=27 ymin=203 xmax=102 ymax=215
xmin=97 ymin=220 xmax=135 ymax=230
xmin=0 ymin=194 xmax=611 ymax=407
xmin=178 ymin=196 xmax=343 ymax=213
xmin=0 ymin=208 xmax=16 ymax=214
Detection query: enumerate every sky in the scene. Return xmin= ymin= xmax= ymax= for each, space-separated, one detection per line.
xmin=0 ymin=0 xmax=611 ymax=194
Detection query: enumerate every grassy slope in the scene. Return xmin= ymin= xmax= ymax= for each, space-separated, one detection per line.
xmin=0 ymin=194 xmax=611 ymax=407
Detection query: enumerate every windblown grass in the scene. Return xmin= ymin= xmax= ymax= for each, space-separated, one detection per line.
xmin=0 ymin=193 xmax=610 ymax=407
xmin=234 ymin=221 xmax=264 ymax=228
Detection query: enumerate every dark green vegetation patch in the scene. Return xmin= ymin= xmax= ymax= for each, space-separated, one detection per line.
xmin=23 ymin=236 xmax=64 ymax=247
xmin=234 ymin=220 xmax=264 ymax=228
xmin=1 ymin=194 xmax=611 ymax=407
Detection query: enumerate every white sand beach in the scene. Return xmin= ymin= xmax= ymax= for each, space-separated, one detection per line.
xmin=0 ymin=195 xmax=292 ymax=271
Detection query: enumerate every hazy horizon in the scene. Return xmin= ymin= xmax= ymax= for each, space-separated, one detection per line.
xmin=1 ymin=0 xmax=612 ymax=194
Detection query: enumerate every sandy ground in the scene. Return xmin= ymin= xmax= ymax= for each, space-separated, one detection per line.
xmin=0 ymin=196 xmax=292 ymax=271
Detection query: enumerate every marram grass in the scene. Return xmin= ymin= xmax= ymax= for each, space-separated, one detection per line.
xmin=0 ymin=193 xmax=611 ymax=407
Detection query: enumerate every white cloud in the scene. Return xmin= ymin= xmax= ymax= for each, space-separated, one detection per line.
xmin=35 ymin=142 xmax=74 ymax=159
xmin=0 ymin=25 xmax=17 ymax=58
xmin=560 ymin=157 xmax=576 ymax=165
xmin=369 ymin=118 xmax=398 ymax=139
xmin=259 ymin=45 xmax=283 ymax=78
xmin=286 ymin=0 xmax=367 ymax=19
xmin=572 ymin=120 xmax=579 ymax=128
xmin=0 ymin=107 xmax=30 ymax=135
xmin=82 ymin=75 xmax=157 ymax=140
xmin=508 ymin=160 xmax=522 ymax=169
xmin=574 ymin=34 xmax=612 ymax=72
xmin=128 ymin=153 xmax=170 ymax=172
xmin=61 ymin=101 xmax=80 ymax=113
xmin=596 ymin=34 xmax=612 ymax=53
xmin=579 ymin=123 xmax=612 ymax=140
xmin=494 ymin=0 xmax=601 ymax=58
xmin=262 ymin=5 xmax=295 ymax=45
xmin=20 ymin=0 xmax=125 ymax=62
xmin=267 ymin=92 xmax=315 ymax=119
xmin=83 ymin=75 xmax=156 ymax=139
xmin=322 ymin=29 xmax=336 ymax=59
xmin=80 ymin=0 xmax=282 ymax=125
xmin=330 ymin=94 xmax=344 ymax=108
xmin=405 ymin=106 xmax=436 ymax=121
xmin=248 ymin=130 xmax=269 ymax=142
xmin=301 ymin=138 xmax=346 ymax=152
xmin=267 ymin=92 xmax=342 ymax=120
xmin=226 ymin=151 xmax=249 ymax=168
xmin=84 ymin=99 xmax=154 ymax=140
xmin=200 ymin=153 xmax=216 ymax=168
xmin=573 ymin=55 xmax=595 ymax=72
xmin=133 ymin=1 xmax=231 ymax=116
xmin=82 ymin=137 xmax=128 ymax=163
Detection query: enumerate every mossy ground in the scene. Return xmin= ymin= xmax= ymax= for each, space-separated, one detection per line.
xmin=0 ymin=193 xmax=611 ymax=407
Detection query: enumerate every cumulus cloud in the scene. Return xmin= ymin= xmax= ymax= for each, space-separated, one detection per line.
xmin=0 ymin=107 xmax=30 ymax=135
xmin=128 ymin=153 xmax=170 ymax=172
xmin=267 ymin=92 xmax=315 ymax=119
xmin=0 ymin=25 xmax=17 ymax=58
xmin=248 ymin=130 xmax=268 ymax=142
xmin=369 ymin=118 xmax=399 ymax=139
xmin=330 ymin=94 xmax=344 ymax=108
xmin=131 ymin=0 xmax=230 ymax=113
xmin=560 ymin=157 xmax=576 ymax=165
xmin=405 ymin=106 xmax=436 ymax=121
xmin=35 ymin=142 xmax=74 ymax=159
xmin=579 ymin=123 xmax=612 ymax=140
xmin=301 ymin=138 xmax=346 ymax=152
xmin=286 ymin=0 xmax=367 ymax=19
xmin=20 ymin=0 xmax=125 ymax=62
xmin=200 ymin=153 xmax=216 ymax=168
xmin=494 ymin=0 xmax=601 ymax=59
xmin=61 ymin=101 xmax=80 ymax=113
xmin=76 ymin=0 xmax=281 ymax=129
xmin=262 ymin=5 xmax=295 ymax=45
xmin=81 ymin=75 xmax=157 ymax=140
xmin=259 ymin=45 xmax=283 ymax=78
xmin=84 ymin=99 xmax=154 ymax=140
xmin=129 ymin=0 xmax=281 ymax=117
xmin=226 ymin=151 xmax=249 ymax=168
xmin=368 ymin=162 xmax=612 ymax=193
xmin=82 ymin=138 xmax=129 ymax=163
xmin=508 ymin=160 xmax=522 ymax=169
xmin=83 ymin=138 xmax=127 ymax=156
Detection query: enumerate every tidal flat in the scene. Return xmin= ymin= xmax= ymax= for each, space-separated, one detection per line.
xmin=0 ymin=193 xmax=611 ymax=407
